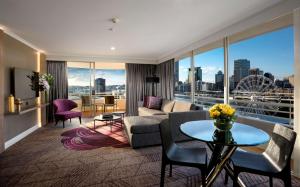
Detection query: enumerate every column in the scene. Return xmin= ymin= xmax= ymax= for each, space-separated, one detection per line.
xmin=293 ymin=7 xmax=300 ymax=177
xmin=0 ymin=29 xmax=4 ymax=152
xmin=191 ymin=51 xmax=195 ymax=103
xmin=223 ymin=37 xmax=229 ymax=104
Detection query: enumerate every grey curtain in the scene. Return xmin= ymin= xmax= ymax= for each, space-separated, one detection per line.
xmin=126 ymin=64 xmax=156 ymax=116
xmin=156 ymin=59 xmax=175 ymax=100
xmin=47 ymin=61 xmax=68 ymax=122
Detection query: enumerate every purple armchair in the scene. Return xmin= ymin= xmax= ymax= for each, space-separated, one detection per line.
xmin=53 ymin=99 xmax=82 ymax=128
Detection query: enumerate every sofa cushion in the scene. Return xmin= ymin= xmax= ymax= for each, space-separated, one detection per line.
xmin=147 ymin=96 xmax=162 ymax=109
xmin=143 ymin=96 xmax=150 ymax=107
xmin=172 ymin=101 xmax=192 ymax=112
xmin=161 ymin=99 xmax=175 ymax=113
xmin=138 ymin=107 xmax=166 ymax=116
xmin=124 ymin=115 xmax=168 ymax=134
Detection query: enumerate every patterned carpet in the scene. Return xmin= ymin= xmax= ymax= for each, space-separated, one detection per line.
xmin=61 ymin=122 xmax=129 ymax=150
xmin=0 ymin=119 xmax=300 ymax=186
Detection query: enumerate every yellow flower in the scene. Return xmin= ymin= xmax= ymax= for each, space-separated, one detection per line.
xmin=228 ymin=108 xmax=235 ymax=116
xmin=209 ymin=104 xmax=235 ymax=118
xmin=212 ymin=110 xmax=220 ymax=118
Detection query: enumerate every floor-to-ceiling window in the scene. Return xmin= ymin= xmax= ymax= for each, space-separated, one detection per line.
xmin=173 ymin=15 xmax=294 ymax=126
xmin=174 ymin=56 xmax=192 ymax=101
xmin=228 ymin=26 xmax=294 ymax=125
xmin=194 ymin=42 xmax=224 ymax=109
xmin=67 ymin=62 xmax=126 ymax=110
xmin=94 ymin=62 xmax=126 ymax=98
xmin=67 ymin=61 xmax=93 ymax=100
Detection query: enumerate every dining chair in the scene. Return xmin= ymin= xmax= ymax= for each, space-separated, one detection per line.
xmin=159 ymin=119 xmax=207 ymax=187
xmin=228 ymin=124 xmax=297 ymax=187
xmin=81 ymin=95 xmax=95 ymax=112
xmin=103 ymin=95 xmax=117 ymax=112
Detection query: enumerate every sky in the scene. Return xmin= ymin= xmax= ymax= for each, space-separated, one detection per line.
xmin=178 ymin=26 xmax=294 ymax=83
xmin=68 ymin=26 xmax=294 ymax=86
xmin=68 ymin=68 xmax=125 ymax=86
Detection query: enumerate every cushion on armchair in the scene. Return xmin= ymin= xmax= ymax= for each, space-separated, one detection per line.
xmin=55 ymin=111 xmax=82 ymax=120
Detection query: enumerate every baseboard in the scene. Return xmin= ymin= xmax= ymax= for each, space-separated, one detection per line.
xmin=4 ymin=125 xmax=39 ymax=149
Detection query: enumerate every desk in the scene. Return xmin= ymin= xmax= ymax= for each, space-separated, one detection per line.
xmin=180 ymin=120 xmax=270 ymax=187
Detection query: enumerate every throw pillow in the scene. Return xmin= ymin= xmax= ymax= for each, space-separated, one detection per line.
xmin=143 ymin=96 xmax=150 ymax=107
xmin=147 ymin=96 xmax=162 ymax=110
xmin=172 ymin=101 xmax=192 ymax=112
xmin=161 ymin=99 xmax=175 ymax=113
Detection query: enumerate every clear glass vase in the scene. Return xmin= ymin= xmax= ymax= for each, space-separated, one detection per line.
xmin=214 ymin=119 xmax=233 ymax=131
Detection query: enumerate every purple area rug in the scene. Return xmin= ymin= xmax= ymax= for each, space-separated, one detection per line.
xmin=61 ymin=126 xmax=129 ymax=150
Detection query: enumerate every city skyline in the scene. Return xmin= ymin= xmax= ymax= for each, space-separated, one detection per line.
xmin=68 ymin=68 xmax=126 ymax=86
xmin=178 ymin=26 xmax=294 ymax=83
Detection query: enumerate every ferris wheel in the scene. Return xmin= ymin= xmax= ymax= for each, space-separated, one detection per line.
xmin=232 ymin=75 xmax=280 ymax=115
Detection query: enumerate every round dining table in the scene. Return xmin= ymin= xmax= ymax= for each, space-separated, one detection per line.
xmin=180 ymin=120 xmax=270 ymax=187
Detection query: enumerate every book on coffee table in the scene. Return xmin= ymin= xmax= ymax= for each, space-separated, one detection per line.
xmin=102 ymin=113 xmax=113 ymax=119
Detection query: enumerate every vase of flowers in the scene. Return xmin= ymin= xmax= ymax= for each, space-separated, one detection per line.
xmin=27 ymin=73 xmax=54 ymax=103
xmin=209 ymin=104 xmax=236 ymax=131
xmin=212 ymin=129 xmax=234 ymax=144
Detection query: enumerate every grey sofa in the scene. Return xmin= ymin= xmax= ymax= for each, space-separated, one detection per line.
xmin=124 ymin=110 xmax=209 ymax=148
xmin=138 ymin=100 xmax=201 ymax=116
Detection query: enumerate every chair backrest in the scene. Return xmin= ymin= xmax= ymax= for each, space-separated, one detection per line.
xmin=81 ymin=95 xmax=92 ymax=106
xmin=105 ymin=95 xmax=115 ymax=104
xmin=264 ymin=124 xmax=297 ymax=171
xmin=53 ymin=99 xmax=78 ymax=113
xmin=169 ymin=110 xmax=210 ymax=142
xmin=159 ymin=119 xmax=175 ymax=155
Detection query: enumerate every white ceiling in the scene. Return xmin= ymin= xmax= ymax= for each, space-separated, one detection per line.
xmin=0 ymin=0 xmax=282 ymax=61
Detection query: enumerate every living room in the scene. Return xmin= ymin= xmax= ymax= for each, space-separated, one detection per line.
xmin=1 ymin=0 xmax=300 ymax=186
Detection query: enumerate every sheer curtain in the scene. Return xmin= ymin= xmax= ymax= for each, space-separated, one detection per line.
xmin=47 ymin=61 xmax=68 ymax=122
xmin=125 ymin=64 xmax=156 ymax=116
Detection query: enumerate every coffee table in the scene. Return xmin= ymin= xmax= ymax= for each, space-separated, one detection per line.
xmin=112 ymin=111 xmax=126 ymax=125
xmin=93 ymin=115 xmax=121 ymax=131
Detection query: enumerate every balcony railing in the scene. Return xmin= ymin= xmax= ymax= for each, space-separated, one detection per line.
xmin=174 ymin=93 xmax=294 ymax=126
xmin=68 ymin=90 xmax=126 ymax=100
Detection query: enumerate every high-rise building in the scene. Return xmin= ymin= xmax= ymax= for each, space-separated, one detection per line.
xmin=174 ymin=61 xmax=179 ymax=87
xmin=95 ymin=78 xmax=106 ymax=93
xmin=249 ymin=68 xmax=263 ymax=75
xmin=230 ymin=75 xmax=235 ymax=91
xmin=195 ymin=67 xmax=202 ymax=82
xmin=234 ymin=59 xmax=250 ymax=87
xmin=215 ymin=70 xmax=224 ymax=90
xmin=188 ymin=67 xmax=202 ymax=83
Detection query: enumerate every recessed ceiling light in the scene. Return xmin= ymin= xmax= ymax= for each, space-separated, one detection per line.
xmin=110 ymin=46 xmax=116 ymax=51
xmin=111 ymin=17 xmax=120 ymax=24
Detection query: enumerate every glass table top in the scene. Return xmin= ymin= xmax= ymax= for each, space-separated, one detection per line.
xmin=94 ymin=115 xmax=121 ymax=121
xmin=180 ymin=120 xmax=270 ymax=146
